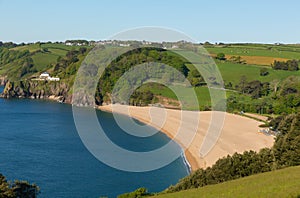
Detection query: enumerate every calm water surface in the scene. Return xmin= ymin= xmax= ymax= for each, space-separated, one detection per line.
xmin=0 ymin=87 xmax=188 ymax=198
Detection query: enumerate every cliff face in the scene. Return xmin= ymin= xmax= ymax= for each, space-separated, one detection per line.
xmin=1 ymin=80 xmax=72 ymax=103
xmin=0 ymin=76 xmax=8 ymax=86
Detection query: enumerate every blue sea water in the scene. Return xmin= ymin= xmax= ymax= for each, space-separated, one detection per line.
xmin=0 ymin=87 xmax=188 ymax=198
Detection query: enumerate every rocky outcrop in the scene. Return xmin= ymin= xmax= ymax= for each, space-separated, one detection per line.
xmin=0 ymin=76 xmax=8 ymax=86
xmin=1 ymin=80 xmax=72 ymax=103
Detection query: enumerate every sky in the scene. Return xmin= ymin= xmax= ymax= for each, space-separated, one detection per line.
xmin=0 ymin=0 xmax=299 ymax=44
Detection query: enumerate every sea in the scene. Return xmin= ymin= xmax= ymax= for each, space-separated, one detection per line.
xmin=0 ymin=87 xmax=188 ymax=198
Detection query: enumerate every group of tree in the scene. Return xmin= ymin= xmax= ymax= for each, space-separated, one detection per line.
xmin=117 ymin=188 xmax=149 ymax=198
xmin=0 ymin=174 xmax=39 ymax=198
xmin=0 ymin=48 xmax=30 ymax=65
xmin=129 ymin=90 xmax=154 ymax=106
xmin=96 ymin=48 xmax=192 ymax=105
xmin=53 ymin=47 xmax=88 ymax=76
xmin=228 ymin=55 xmax=246 ymax=64
xmin=19 ymin=57 xmax=37 ymax=78
xmin=272 ymin=59 xmax=299 ymax=71
xmin=236 ymin=76 xmax=270 ymax=99
xmin=214 ymin=52 xmax=246 ymax=64
xmin=226 ymin=76 xmax=300 ymax=114
xmin=0 ymin=42 xmax=17 ymax=48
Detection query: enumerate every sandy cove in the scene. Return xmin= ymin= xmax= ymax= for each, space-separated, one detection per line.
xmin=98 ymin=104 xmax=274 ymax=172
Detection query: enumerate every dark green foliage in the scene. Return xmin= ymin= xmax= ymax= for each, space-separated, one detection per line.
xmin=12 ymin=181 xmax=40 ymax=198
xmin=118 ymin=188 xmax=149 ymax=198
xmin=187 ymin=69 xmax=205 ymax=87
xmin=236 ymin=77 xmax=270 ymax=99
xmin=273 ymin=113 xmax=300 ymax=168
xmin=272 ymin=59 xmax=299 ymax=71
xmin=0 ymin=174 xmax=14 ymax=198
xmin=166 ymin=149 xmax=275 ymax=193
xmin=0 ymin=48 xmax=30 ymax=65
xmin=53 ymin=49 xmax=83 ymax=74
xmin=229 ymin=56 xmax=246 ymax=64
xmin=229 ymin=76 xmax=300 ymax=114
xmin=20 ymin=57 xmax=37 ymax=78
xmin=129 ymin=90 xmax=154 ymax=106
xmin=215 ymin=53 xmax=226 ymax=61
xmin=0 ymin=174 xmax=39 ymax=198
xmin=260 ymin=68 xmax=269 ymax=76
xmin=96 ymin=48 xmax=191 ymax=104
xmin=0 ymin=42 xmax=17 ymax=48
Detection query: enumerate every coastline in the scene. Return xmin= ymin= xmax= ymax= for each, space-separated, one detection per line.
xmin=98 ymin=104 xmax=275 ymax=172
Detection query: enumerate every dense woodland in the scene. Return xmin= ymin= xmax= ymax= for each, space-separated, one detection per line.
xmin=95 ymin=47 xmax=192 ymax=105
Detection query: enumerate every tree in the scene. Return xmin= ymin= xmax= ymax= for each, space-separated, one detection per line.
xmin=216 ymin=53 xmax=226 ymax=61
xmin=12 ymin=181 xmax=40 ymax=198
xmin=118 ymin=187 xmax=148 ymax=198
xmin=0 ymin=174 xmax=14 ymax=198
xmin=237 ymin=75 xmax=247 ymax=93
xmin=260 ymin=68 xmax=269 ymax=76
xmin=272 ymin=60 xmax=299 ymax=71
xmin=0 ymin=175 xmax=39 ymax=198
xmin=229 ymin=56 xmax=246 ymax=64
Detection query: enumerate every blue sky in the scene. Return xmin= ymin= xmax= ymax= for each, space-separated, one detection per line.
xmin=0 ymin=0 xmax=299 ymax=43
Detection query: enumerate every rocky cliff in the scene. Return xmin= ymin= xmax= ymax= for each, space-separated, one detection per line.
xmin=1 ymin=80 xmax=72 ymax=103
xmin=0 ymin=76 xmax=8 ymax=86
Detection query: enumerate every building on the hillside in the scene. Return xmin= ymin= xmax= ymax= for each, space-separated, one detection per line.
xmin=38 ymin=72 xmax=60 ymax=81
xmin=40 ymin=72 xmax=50 ymax=79
xmin=47 ymin=77 xmax=60 ymax=81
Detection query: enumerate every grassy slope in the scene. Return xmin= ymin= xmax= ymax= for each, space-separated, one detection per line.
xmin=217 ymin=61 xmax=300 ymax=86
xmin=0 ymin=43 xmax=91 ymax=80
xmin=11 ymin=43 xmax=90 ymax=68
xmin=154 ymin=166 xmax=300 ymax=198
xmin=205 ymin=45 xmax=300 ymax=59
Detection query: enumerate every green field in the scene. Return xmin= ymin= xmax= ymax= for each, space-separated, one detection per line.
xmin=205 ymin=45 xmax=300 ymax=59
xmin=137 ymin=83 xmax=212 ymax=110
xmin=154 ymin=166 xmax=300 ymax=198
xmin=217 ymin=61 xmax=300 ymax=86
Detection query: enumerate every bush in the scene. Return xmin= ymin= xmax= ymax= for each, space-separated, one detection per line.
xmin=118 ymin=188 xmax=149 ymax=198
xmin=216 ymin=53 xmax=226 ymax=60
xmin=260 ymin=68 xmax=269 ymax=76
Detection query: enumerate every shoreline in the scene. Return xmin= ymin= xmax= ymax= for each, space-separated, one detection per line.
xmin=98 ymin=104 xmax=275 ymax=172
xmin=0 ymin=92 xmax=275 ymax=172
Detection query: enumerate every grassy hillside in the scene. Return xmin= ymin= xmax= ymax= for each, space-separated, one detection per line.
xmin=0 ymin=42 xmax=92 ymax=79
xmin=205 ymin=44 xmax=300 ymax=59
xmin=154 ymin=166 xmax=300 ymax=198
xmin=217 ymin=61 xmax=300 ymax=86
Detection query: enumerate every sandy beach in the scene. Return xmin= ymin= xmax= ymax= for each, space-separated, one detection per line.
xmin=99 ymin=104 xmax=275 ymax=171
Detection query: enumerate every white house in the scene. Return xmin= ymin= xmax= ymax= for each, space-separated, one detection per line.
xmin=39 ymin=72 xmax=60 ymax=81
xmin=40 ymin=72 xmax=50 ymax=79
